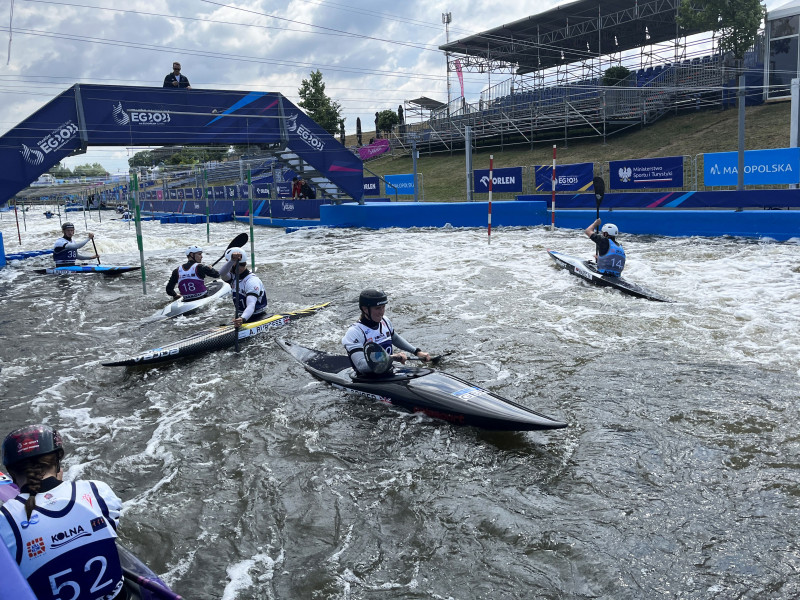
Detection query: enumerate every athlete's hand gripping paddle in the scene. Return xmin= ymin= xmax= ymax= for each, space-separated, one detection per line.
xmin=212 ymin=233 xmax=248 ymax=267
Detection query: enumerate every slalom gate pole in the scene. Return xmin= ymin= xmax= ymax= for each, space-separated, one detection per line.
xmin=132 ymin=172 xmax=147 ymax=296
xmin=488 ymin=155 xmax=493 ymax=245
xmin=551 ymin=145 xmax=556 ymax=231
xmin=21 ymin=200 xmax=27 ymax=231
xmin=14 ymin=203 xmax=21 ymax=244
xmin=248 ymin=169 xmax=255 ymax=269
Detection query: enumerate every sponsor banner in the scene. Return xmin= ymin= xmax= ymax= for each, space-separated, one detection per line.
xmin=238 ymin=185 xmax=249 ymax=199
xmin=276 ymin=182 xmax=292 ymax=198
xmin=610 ymin=156 xmax=684 ymax=189
xmin=363 ymin=176 xmax=380 ymax=196
xmin=358 ymin=139 xmax=390 ymax=161
xmin=213 ymin=187 xmax=226 ymax=200
xmin=176 ymin=189 xmax=185 ymax=200
xmin=534 ymin=162 xmax=594 ymax=192
xmin=193 ymin=187 xmax=203 ymax=199
xmin=254 ymin=184 xmax=271 ymax=198
xmin=384 ymin=174 xmax=415 ymax=195
xmin=473 ymin=167 xmax=523 ymax=193
xmin=225 ymin=185 xmax=238 ymax=199
xmin=703 ymin=148 xmax=800 ymax=186
xmin=169 ymin=189 xmax=177 ymax=200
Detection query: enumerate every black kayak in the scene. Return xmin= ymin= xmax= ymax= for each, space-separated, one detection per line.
xmin=548 ymin=250 xmax=671 ymax=302
xmin=146 ymin=280 xmax=232 ymax=322
xmin=278 ymin=340 xmax=567 ymax=431
xmin=103 ymin=303 xmax=329 ymax=367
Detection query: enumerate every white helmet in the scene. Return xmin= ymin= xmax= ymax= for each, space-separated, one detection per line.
xmin=601 ymin=223 xmax=619 ymax=237
xmin=225 ymin=247 xmax=248 ymax=264
xmin=185 ymin=245 xmax=203 ymax=257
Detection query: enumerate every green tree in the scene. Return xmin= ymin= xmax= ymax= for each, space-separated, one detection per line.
xmin=375 ymin=109 xmax=400 ymax=136
xmin=72 ymin=162 xmax=109 ymax=177
xmin=602 ymin=65 xmax=631 ymax=86
xmin=48 ymin=162 xmax=72 ymax=178
xmin=129 ymin=150 xmax=156 ymax=169
xmin=297 ymin=69 xmax=343 ymax=135
xmin=677 ymin=0 xmax=765 ymax=60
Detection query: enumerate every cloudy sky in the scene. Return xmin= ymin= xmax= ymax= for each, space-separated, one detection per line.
xmin=0 ymin=0 xmax=787 ymax=174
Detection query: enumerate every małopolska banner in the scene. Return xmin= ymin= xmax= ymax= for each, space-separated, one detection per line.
xmin=384 ymin=174 xmax=415 ymax=195
xmin=363 ymin=176 xmax=380 ymax=196
xmin=609 ymin=156 xmax=684 ymax=189
xmin=534 ymin=162 xmax=594 ymax=192
xmin=703 ymin=148 xmax=800 ymax=186
xmin=473 ymin=167 xmax=523 ymax=193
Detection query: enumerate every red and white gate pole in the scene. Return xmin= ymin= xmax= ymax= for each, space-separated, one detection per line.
xmin=487 ymin=155 xmax=493 ymax=244
xmin=551 ymin=145 xmax=556 ymax=231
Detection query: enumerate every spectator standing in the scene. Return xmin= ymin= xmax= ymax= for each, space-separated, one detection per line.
xmin=292 ymin=177 xmax=303 ymax=199
xmin=164 ymin=61 xmax=191 ymax=89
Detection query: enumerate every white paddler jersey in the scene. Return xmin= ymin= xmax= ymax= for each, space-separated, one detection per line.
xmin=0 ymin=480 xmax=124 ymax=600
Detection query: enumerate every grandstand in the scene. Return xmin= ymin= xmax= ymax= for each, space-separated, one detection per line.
xmin=392 ymin=0 xmax=768 ymax=153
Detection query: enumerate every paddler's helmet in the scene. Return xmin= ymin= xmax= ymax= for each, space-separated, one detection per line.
xmin=601 ymin=223 xmax=619 ymax=237
xmin=61 ymin=222 xmax=75 ymax=231
xmin=359 ymin=289 xmax=388 ymax=307
xmin=225 ymin=247 xmax=247 ymax=265
xmin=2 ymin=424 xmax=64 ymax=468
xmin=185 ymin=245 xmax=203 ymax=258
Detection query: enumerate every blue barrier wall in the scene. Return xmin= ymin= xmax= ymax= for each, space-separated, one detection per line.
xmin=318 ymin=201 xmax=800 ymax=241
xmin=518 ymin=189 xmax=800 ymax=209
xmin=320 ymin=201 xmax=547 ymax=229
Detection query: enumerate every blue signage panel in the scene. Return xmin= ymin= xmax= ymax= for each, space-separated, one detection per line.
xmin=473 ymin=167 xmax=523 ymax=193
xmin=384 ymin=174 xmax=415 ymax=195
xmin=363 ymin=176 xmax=380 ymax=196
xmin=276 ymin=183 xmax=292 ymax=198
xmin=609 ymin=156 xmax=684 ymax=189
xmin=534 ymin=162 xmax=594 ymax=192
xmin=225 ymin=185 xmax=238 ymax=199
xmin=253 ymin=184 xmax=271 ymax=198
xmin=704 ymin=148 xmax=800 ymax=186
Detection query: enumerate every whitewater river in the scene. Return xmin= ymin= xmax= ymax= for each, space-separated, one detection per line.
xmin=1 ymin=209 xmax=799 ymax=600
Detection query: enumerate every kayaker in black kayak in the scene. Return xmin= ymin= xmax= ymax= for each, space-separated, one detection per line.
xmin=342 ymin=289 xmax=431 ymax=377
xmin=165 ymin=245 xmax=220 ymax=300
xmin=219 ymin=247 xmax=268 ymax=326
xmin=584 ymin=219 xmax=626 ymax=277
xmin=0 ymin=424 xmax=127 ymax=600
xmin=53 ymin=222 xmax=98 ymax=266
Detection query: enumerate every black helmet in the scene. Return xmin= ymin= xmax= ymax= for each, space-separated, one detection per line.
xmin=2 ymin=424 xmax=64 ymax=467
xmin=61 ymin=222 xmax=75 ymax=231
xmin=359 ymin=289 xmax=388 ymax=307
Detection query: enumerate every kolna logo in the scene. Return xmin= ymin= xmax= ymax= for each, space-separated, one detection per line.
xmin=50 ymin=525 xmax=90 ymax=549
xmin=112 ymin=102 xmax=171 ymax=126
xmin=21 ymin=144 xmax=45 ymax=166
xmin=479 ymin=175 xmax=516 ymax=188
xmin=297 ymin=124 xmax=326 ymax=152
xmin=21 ymin=121 xmax=79 ymax=165
xmin=112 ymin=101 xmax=130 ymax=125
xmin=618 ymin=166 xmax=632 ymax=182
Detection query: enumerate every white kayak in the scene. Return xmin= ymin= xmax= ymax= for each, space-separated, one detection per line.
xmin=147 ymin=280 xmax=231 ymax=322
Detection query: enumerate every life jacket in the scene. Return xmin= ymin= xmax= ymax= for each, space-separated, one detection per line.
xmin=597 ymin=238 xmax=626 ymax=276
xmin=53 ymin=237 xmax=77 ymax=266
xmin=177 ymin=263 xmax=208 ymax=300
xmin=231 ymin=271 xmax=268 ymax=318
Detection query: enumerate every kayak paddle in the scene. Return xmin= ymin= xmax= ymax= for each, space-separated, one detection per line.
xmin=212 ymin=232 xmax=248 ymax=267
xmin=90 ymin=237 xmax=101 ymax=265
xmin=407 ymin=351 xmax=451 ymax=365
xmin=593 ymin=176 xmax=605 ymax=221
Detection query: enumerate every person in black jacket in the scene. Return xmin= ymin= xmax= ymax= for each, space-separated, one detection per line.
xmin=300 ymin=179 xmax=316 ymax=199
xmin=163 ymin=61 xmax=191 ymax=89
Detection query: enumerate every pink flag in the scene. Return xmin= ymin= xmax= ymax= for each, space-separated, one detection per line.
xmin=454 ymin=59 xmax=465 ymax=98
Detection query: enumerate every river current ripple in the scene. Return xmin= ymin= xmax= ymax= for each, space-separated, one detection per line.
xmin=1 ymin=212 xmax=799 ymax=599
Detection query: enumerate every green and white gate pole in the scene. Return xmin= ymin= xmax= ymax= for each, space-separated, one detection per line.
xmin=248 ymin=169 xmax=255 ymax=269
xmin=132 ymin=172 xmax=147 ymax=295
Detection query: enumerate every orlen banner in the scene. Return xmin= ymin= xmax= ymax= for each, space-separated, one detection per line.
xmin=610 ymin=156 xmax=684 ymax=189
xmin=704 ymin=148 xmax=800 ymax=186
xmin=472 ymin=167 xmax=523 ymax=193
xmin=534 ymin=162 xmax=594 ymax=192
xmin=363 ymin=176 xmax=380 ymax=196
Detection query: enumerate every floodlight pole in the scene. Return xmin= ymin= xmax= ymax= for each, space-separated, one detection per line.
xmin=443 ymin=12 xmax=452 ymax=117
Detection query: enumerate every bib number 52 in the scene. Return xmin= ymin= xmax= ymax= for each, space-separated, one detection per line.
xmin=49 ymin=556 xmax=113 ymax=600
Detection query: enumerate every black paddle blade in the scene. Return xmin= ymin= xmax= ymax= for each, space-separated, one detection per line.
xmin=228 ymin=232 xmax=248 ymax=250
xmin=592 ymin=177 xmax=605 ymax=203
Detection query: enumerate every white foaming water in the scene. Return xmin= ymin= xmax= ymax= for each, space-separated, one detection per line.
xmin=2 ymin=211 xmax=800 ymax=599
